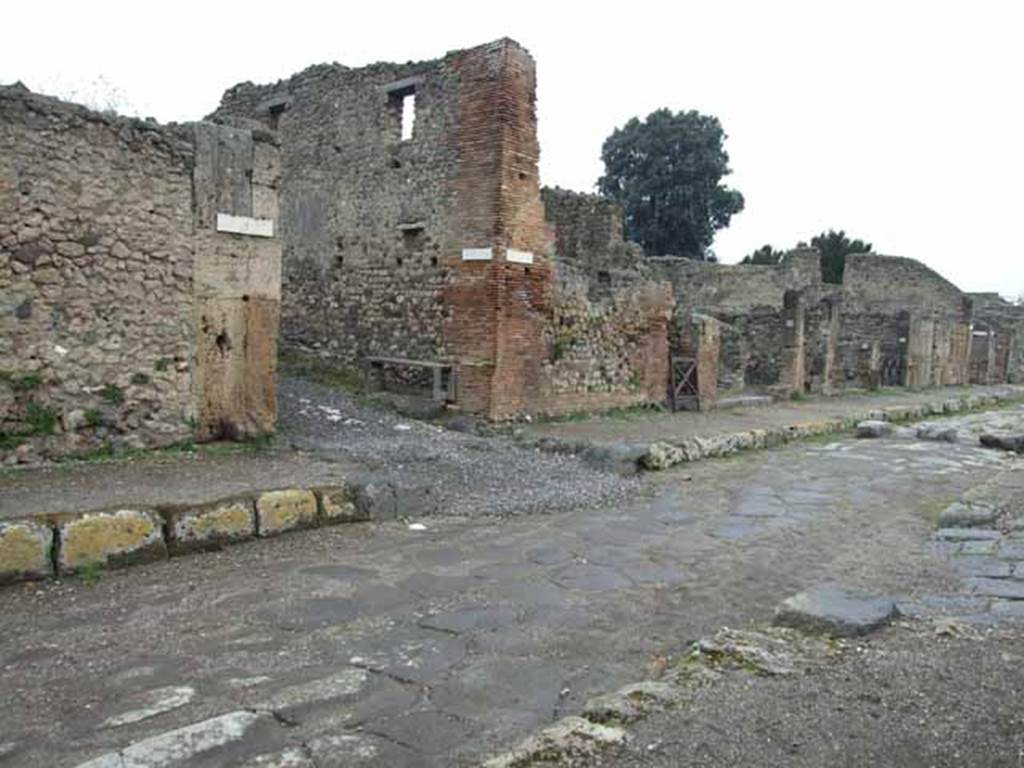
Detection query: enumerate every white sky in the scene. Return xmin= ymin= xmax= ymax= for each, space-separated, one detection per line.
xmin=3 ymin=0 xmax=1021 ymax=298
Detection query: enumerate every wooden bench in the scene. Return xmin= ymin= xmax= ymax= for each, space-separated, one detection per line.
xmin=364 ymin=356 xmax=456 ymax=403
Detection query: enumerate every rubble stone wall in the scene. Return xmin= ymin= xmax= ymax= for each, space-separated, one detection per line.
xmin=1 ymin=85 xmax=280 ymax=462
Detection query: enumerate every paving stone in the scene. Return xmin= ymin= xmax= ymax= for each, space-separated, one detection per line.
xmin=959 ymin=540 xmax=998 ymax=556
xmin=938 ymin=502 xmax=1000 ymax=528
xmin=75 ymin=710 xmax=272 ymax=768
xmin=101 ymin=685 xmax=196 ymax=728
xmin=548 ymin=563 xmax=633 ymax=591
xmin=316 ymin=484 xmax=367 ymax=524
xmin=856 ymin=420 xmax=893 ymax=438
xmin=256 ymin=489 xmax=317 ymax=537
xmin=417 ymin=606 xmax=520 ymax=634
xmin=257 ymin=668 xmax=368 ymax=718
xmin=240 ymin=747 xmax=314 ymax=767
xmin=965 ymin=577 xmax=1024 ymax=600
xmin=997 ymin=541 xmax=1024 ymax=560
xmin=337 ymin=627 xmax=468 ymax=684
xmin=950 ymin=556 xmax=1013 ymax=579
xmin=936 ymin=527 xmax=1001 ymax=542
xmin=284 ymin=597 xmax=359 ymax=630
xmin=58 ymin=509 xmax=166 ymax=574
xmin=0 ymin=520 xmax=53 ymax=583
xmin=368 ymin=709 xmax=477 ymax=757
xmin=164 ymin=498 xmax=256 ymax=554
xmin=306 ymin=731 xmax=420 ymax=767
xmin=302 ymin=564 xmax=377 ymax=582
xmin=773 ymin=586 xmax=900 ymax=637
xmin=990 ymin=600 xmax=1024 ymax=620
xmin=430 ymin=658 xmax=565 ymax=721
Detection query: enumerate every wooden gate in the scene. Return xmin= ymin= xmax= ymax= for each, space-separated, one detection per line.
xmin=671 ymin=357 xmax=699 ymax=411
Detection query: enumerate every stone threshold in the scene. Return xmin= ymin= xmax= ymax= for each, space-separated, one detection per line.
xmin=532 ymin=389 xmax=1024 ymax=474
xmin=0 ymin=485 xmax=366 ymax=586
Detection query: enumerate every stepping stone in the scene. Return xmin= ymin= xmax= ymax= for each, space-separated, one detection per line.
xmin=980 ymin=433 xmax=1024 ymax=453
xmin=916 ymin=424 xmax=959 ymax=443
xmin=773 ymin=586 xmax=900 ymax=637
xmin=856 ymin=420 xmax=893 ymax=438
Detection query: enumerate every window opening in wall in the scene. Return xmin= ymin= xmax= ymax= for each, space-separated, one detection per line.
xmin=268 ymin=103 xmax=287 ymax=130
xmin=400 ymin=91 xmax=416 ymax=140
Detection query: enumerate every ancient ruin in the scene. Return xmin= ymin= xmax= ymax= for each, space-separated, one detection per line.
xmin=2 ymin=37 xmax=1022 ymax=462
xmin=1 ymin=85 xmax=282 ymax=461
xmin=3 ymin=32 xmax=1024 ymax=768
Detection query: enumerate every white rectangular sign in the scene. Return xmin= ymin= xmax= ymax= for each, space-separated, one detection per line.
xmin=216 ymin=213 xmax=275 ymax=238
xmin=507 ymin=248 xmax=534 ymax=265
xmin=462 ymin=247 xmax=493 ymax=261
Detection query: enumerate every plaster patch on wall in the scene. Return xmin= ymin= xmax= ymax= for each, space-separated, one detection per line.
xmin=507 ymin=248 xmax=535 ymax=265
xmin=216 ymin=214 xmax=275 ymax=238
xmin=462 ymin=247 xmax=493 ymax=262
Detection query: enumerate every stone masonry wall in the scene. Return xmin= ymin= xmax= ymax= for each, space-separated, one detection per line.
xmin=0 ymin=85 xmax=281 ymax=462
xmin=1 ymin=86 xmax=197 ymax=461
xmin=212 ymin=51 xmax=458 ymax=368
xmin=216 ymin=40 xmax=672 ymax=419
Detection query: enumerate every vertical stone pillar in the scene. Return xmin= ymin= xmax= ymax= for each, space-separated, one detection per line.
xmin=191 ymin=123 xmax=282 ymax=440
xmin=780 ymin=290 xmax=806 ymax=396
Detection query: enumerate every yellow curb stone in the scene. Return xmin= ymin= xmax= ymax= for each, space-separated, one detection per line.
xmin=166 ymin=499 xmax=256 ymax=553
xmin=257 ymin=489 xmax=317 ymax=537
xmin=317 ymin=485 xmax=366 ymax=524
xmin=58 ymin=509 xmax=167 ymax=573
xmin=0 ymin=521 xmax=53 ymax=583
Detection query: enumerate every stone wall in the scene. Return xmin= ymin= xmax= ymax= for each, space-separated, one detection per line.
xmin=215 ymin=40 xmax=672 ymax=419
xmin=0 ymin=85 xmax=281 ymax=462
xmin=212 ymin=47 xmax=459 ymax=368
xmin=970 ymin=293 xmax=1024 ymax=385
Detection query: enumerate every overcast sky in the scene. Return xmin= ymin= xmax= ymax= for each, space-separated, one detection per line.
xmin=4 ymin=1 xmax=1021 ymax=298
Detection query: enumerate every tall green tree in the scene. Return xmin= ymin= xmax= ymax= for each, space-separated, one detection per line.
xmin=740 ymin=244 xmax=785 ymax=265
xmin=801 ymin=230 xmax=873 ymax=283
xmin=598 ymin=109 xmax=744 ymax=260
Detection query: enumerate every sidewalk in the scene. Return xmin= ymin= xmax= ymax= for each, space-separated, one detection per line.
xmin=520 ymin=385 xmax=1024 ymax=471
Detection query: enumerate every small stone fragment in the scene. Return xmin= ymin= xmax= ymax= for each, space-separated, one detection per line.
xmin=641 ymin=442 xmax=685 ymax=471
xmin=773 ymin=586 xmax=900 ymax=637
xmin=481 ymin=716 xmax=626 ymax=768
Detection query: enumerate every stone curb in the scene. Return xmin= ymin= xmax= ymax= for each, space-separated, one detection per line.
xmin=535 ymin=389 xmax=1024 ymax=475
xmin=0 ymin=483 xmax=371 ymax=586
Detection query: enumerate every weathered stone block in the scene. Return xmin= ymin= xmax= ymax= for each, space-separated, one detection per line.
xmin=256 ymin=489 xmax=317 ymax=537
xmin=164 ymin=498 xmax=256 ymax=554
xmin=58 ymin=509 xmax=167 ymax=573
xmin=773 ymin=586 xmax=900 ymax=637
xmin=316 ymin=485 xmax=367 ymax=525
xmin=856 ymin=420 xmax=893 ymax=438
xmin=0 ymin=520 xmax=54 ymax=583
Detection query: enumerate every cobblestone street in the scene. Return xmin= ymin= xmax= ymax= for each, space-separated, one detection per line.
xmin=2 ymin=402 xmax=1022 ymax=766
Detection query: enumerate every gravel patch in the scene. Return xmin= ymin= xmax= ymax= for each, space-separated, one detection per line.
xmin=276 ymin=377 xmax=639 ymax=518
